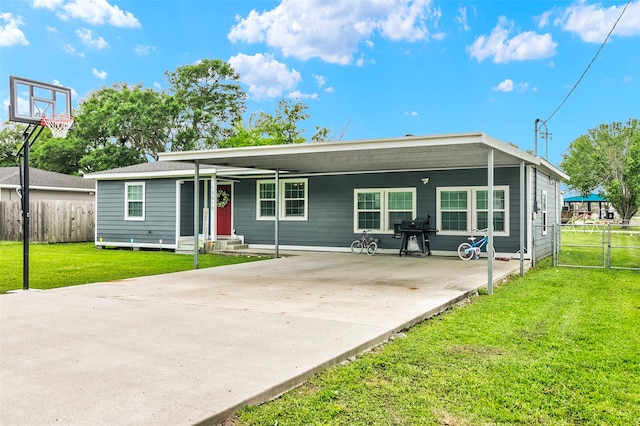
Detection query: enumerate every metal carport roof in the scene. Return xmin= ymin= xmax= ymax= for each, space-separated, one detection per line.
xmin=157 ymin=132 xmax=567 ymax=180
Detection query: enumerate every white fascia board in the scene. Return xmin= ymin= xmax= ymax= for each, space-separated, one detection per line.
xmin=538 ymin=157 xmax=569 ymax=181
xmin=0 ymin=184 xmax=94 ymax=193
xmin=158 ymin=132 xmax=488 ymax=163
xmin=85 ymin=167 xmax=221 ymax=181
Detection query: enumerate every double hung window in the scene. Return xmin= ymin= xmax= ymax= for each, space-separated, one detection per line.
xmin=354 ymin=188 xmax=416 ymax=233
xmin=436 ymin=186 xmax=509 ymax=235
xmin=257 ymin=179 xmax=308 ymax=220
xmin=125 ymin=182 xmax=145 ymax=221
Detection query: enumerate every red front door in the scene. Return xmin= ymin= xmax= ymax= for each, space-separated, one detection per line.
xmin=216 ymin=185 xmax=232 ymax=236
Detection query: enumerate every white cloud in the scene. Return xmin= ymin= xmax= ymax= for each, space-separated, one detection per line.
xmin=0 ymin=13 xmax=29 ymax=47
xmin=92 ymin=68 xmax=107 ymax=79
xmin=324 ymin=86 xmax=335 ymax=93
xmin=493 ymin=79 xmax=529 ymax=93
xmin=228 ymin=0 xmax=440 ymax=65
xmin=493 ymin=79 xmax=514 ymax=92
xmin=468 ymin=16 xmax=557 ymax=63
xmin=314 ymin=75 xmax=326 ymax=87
xmin=535 ymin=10 xmax=553 ymax=28
xmin=63 ymin=43 xmax=84 ymax=56
xmin=456 ymin=6 xmax=469 ymax=31
xmin=134 ymin=44 xmax=155 ymax=56
xmin=32 ymin=0 xmax=64 ymax=10
xmin=76 ymin=28 xmax=109 ymax=49
xmin=46 ymin=25 xmax=58 ymax=33
xmin=555 ymin=1 xmax=640 ymax=42
xmin=60 ymin=0 xmax=140 ymax=28
xmin=228 ymin=53 xmax=302 ymax=100
xmin=287 ymin=91 xmax=318 ymax=100
xmin=404 ymin=111 xmax=419 ymax=116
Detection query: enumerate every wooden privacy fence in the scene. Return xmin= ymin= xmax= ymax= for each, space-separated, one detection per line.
xmin=0 ymin=200 xmax=94 ymax=243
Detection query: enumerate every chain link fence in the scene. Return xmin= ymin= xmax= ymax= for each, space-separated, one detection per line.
xmin=555 ymin=223 xmax=640 ymax=270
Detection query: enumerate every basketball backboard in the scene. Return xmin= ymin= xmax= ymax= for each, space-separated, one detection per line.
xmin=8 ymin=76 xmax=73 ymax=125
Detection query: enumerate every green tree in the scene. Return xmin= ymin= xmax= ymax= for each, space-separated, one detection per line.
xmin=79 ymin=144 xmax=146 ymax=174
xmin=165 ymin=59 xmax=247 ymax=150
xmin=224 ymin=99 xmax=330 ymax=147
xmin=0 ymin=123 xmax=24 ymax=167
xmin=29 ymin=133 xmax=87 ymax=175
xmin=561 ymin=118 xmax=639 ymax=226
xmin=73 ymin=83 xmax=170 ymax=161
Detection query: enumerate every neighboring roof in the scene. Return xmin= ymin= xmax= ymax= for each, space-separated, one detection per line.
xmin=564 ymin=194 xmax=608 ymax=202
xmin=0 ymin=167 xmax=95 ymax=191
xmin=157 ymin=132 xmax=569 ymax=181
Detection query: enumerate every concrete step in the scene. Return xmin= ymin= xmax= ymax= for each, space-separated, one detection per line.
xmin=215 ymin=239 xmax=248 ymax=251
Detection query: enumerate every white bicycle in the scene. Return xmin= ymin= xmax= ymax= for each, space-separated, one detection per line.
xmin=351 ymin=230 xmax=378 ymax=256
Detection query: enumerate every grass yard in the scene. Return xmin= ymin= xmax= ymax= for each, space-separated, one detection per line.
xmin=231 ymin=262 xmax=640 ymax=425
xmin=559 ymin=225 xmax=640 ymax=268
xmin=0 ymin=241 xmax=263 ymax=294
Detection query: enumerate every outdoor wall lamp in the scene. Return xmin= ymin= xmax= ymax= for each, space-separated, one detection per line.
xmin=421 ymin=177 xmax=430 ymax=185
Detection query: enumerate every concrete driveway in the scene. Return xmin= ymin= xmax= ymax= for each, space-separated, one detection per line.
xmin=0 ymin=252 xmax=522 ymax=425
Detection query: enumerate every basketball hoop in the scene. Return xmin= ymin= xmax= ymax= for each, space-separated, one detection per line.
xmin=41 ymin=114 xmax=74 ymax=139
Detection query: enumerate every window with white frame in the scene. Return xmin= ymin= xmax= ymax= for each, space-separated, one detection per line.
xmin=354 ymin=188 xmax=416 ymax=233
xmin=125 ymin=182 xmax=145 ymax=220
xmin=256 ymin=179 xmax=308 ymax=220
xmin=436 ymin=186 xmax=509 ymax=235
xmin=541 ymin=190 xmax=548 ymax=235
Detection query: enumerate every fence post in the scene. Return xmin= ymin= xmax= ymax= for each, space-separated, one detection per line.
xmin=607 ymin=224 xmax=611 ymax=269
xmin=552 ymin=224 xmax=557 ymax=267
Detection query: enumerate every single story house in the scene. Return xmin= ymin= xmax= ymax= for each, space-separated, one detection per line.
xmin=0 ymin=167 xmax=95 ymax=201
xmin=85 ymin=133 xmax=567 ymax=264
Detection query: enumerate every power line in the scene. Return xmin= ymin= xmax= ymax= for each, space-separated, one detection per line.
xmin=542 ymin=0 xmax=632 ymax=126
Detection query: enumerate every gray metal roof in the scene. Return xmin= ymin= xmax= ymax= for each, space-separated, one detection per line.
xmin=0 ymin=167 xmax=95 ymax=190
xmin=158 ymin=132 xmax=569 ymax=181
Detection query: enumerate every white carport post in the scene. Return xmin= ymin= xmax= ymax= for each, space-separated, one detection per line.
xmin=520 ymin=161 xmax=525 ymax=276
xmin=274 ymin=169 xmax=280 ymax=258
xmin=194 ymin=160 xmax=200 ymax=269
xmin=210 ymin=173 xmax=217 ymax=242
xmin=487 ymin=148 xmax=494 ymax=295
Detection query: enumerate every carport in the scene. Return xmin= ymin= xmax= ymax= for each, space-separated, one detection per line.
xmin=160 ymin=132 xmax=557 ymax=293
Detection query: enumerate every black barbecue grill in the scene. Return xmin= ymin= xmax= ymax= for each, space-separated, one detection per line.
xmin=394 ymin=216 xmax=437 ymax=256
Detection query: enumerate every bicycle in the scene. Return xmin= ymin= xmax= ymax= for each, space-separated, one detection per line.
xmin=351 ymin=230 xmax=378 ymax=256
xmin=457 ymin=229 xmax=496 ymax=260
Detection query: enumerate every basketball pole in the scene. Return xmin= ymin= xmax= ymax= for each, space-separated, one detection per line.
xmin=16 ymin=124 xmax=44 ymax=291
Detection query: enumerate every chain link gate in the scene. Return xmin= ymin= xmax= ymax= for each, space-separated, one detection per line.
xmin=556 ymin=223 xmax=640 ymax=270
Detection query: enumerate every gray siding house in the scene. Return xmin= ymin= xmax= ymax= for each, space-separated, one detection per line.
xmin=0 ymin=167 xmax=95 ymax=201
xmin=86 ymin=133 xmax=567 ymax=262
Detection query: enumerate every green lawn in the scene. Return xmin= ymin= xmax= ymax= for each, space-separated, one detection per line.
xmin=0 ymin=241 xmax=263 ymax=293
xmin=232 ymin=262 xmax=640 ymax=425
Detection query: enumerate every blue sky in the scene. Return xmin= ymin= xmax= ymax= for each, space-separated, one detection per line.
xmin=1 ymin=0 xmax=639 ymax=166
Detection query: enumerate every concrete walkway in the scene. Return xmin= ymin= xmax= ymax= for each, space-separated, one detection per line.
xmin=0 ymin=252 xmax=523 ymax=425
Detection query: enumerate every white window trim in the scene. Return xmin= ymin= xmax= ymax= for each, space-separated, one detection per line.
xmin=436 ymin=186 xmax=509 ymax=236
xmin=353 ymin=187 xmax=417 ymax=234
xmin=256 ymin=178 xmax=308 ymax=221
xmin=541 ymin=189 xmax=548 ymax=236
xmin=125 ymin=182 xmax=145 ymax=221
